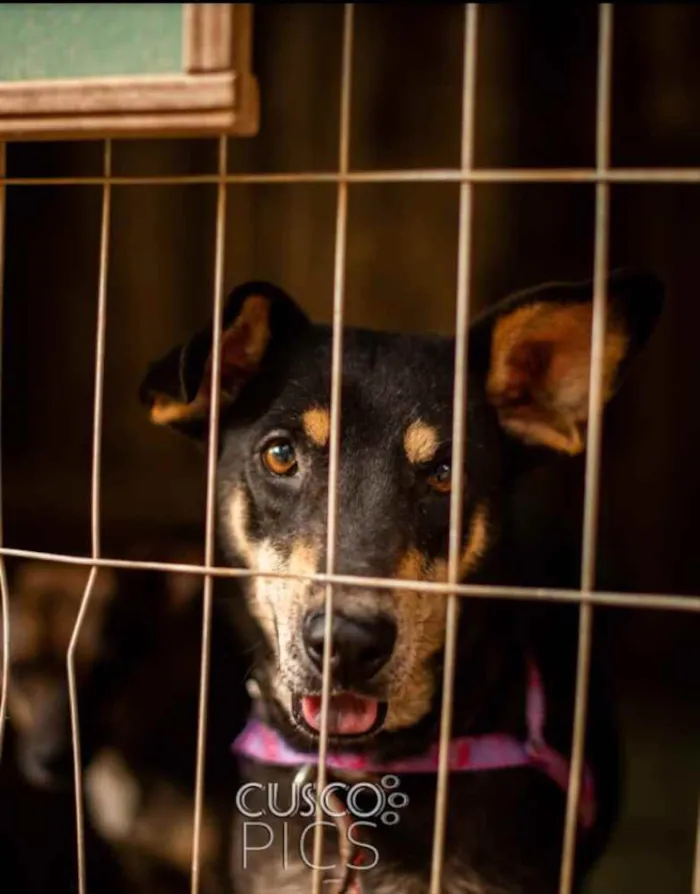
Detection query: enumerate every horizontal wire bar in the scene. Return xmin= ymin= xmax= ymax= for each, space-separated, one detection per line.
xmin=3 ymin=167 xmax=700 ymax=187
xmin=0 ymin=545 xmax=697 ymax=613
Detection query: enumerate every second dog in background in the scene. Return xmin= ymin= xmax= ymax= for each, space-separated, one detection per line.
xmin=2 ymin=545 xmax=249 ymax=894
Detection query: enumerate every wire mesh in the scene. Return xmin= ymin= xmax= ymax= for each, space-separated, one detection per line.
xmin=559 ymin=7 xmax=614 ymax=892
xmin=428 ymin=5 xmax=479 ymax=892
xmin=0 ymin=545 xmax=697 ymax=612
xmin=0 ymin=141 xmax=9 ymax=765
xmin=5 ymin=168 xmax=700 ymax=186
xmin=190 ymin=134 xmax=229 ymax=894
xmin=0 ymin=3 xmax=697 ymax=894
xmin=309 ymin=5 xmax=354 ymax=893
xmin=65 ymin=137 xmax=112 ymax=894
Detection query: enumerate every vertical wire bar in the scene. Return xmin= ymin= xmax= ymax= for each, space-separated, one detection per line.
xmin=558 ymin=6 xmax=614 ymax=893
xmin=66 ymin=138 xmax=112 ymax=894
xmin=0 ymin=141 xmax=9 ymax=764
xmin=310 ymin=5 xmax=354 ymax=892
xmin=429 ymin=6 xmax=479 ymax=892
xmin=692 ymin=798 xmax=700 ymax=894
xmin=191 ymin=134 xmax=228 ymax=894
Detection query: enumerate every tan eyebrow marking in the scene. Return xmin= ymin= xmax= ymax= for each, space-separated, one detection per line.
xmin=432 ymin=503 xmax=490 ymax=581
xmin=403 ymin=420 xmax=439 ymax=465
xmin=302 ymin=406 xmax=330 ymax=448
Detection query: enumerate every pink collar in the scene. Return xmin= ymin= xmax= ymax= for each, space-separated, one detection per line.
xmin=232 ymin=664 xmax=596 ymax=829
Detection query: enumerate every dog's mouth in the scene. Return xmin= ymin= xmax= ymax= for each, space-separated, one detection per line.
xmin=292 ymin=692 xmax=387 ymax=739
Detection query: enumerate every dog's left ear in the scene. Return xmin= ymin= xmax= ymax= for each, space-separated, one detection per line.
xmin=139 ymin=281 xmax=310 ymax=438
xmin=469 ymin=268 xmax=664 ymax=455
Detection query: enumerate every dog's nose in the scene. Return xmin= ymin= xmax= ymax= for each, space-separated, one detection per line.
xmin=303 ymin=610 xmax=397 ymax=681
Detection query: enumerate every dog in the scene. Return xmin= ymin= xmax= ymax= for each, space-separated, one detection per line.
xmin=139 ymin=269 xmax=663 ymax=894
xmin=4 ymin=561 xmax=117 ymax=790
xmin=1 ymin=561 xmax=128 ymax=894
xmin=3 ymin=550 xmax=247 ymax=894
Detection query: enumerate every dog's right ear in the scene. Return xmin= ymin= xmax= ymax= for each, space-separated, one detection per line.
xmin=139 ymin=281 xmax=310 ymax=438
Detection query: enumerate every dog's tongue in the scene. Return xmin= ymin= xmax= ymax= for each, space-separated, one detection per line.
xmin=301 ymin=694 xmax=378 ymax=736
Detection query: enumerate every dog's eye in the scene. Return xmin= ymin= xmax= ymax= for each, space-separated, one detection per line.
xmin=261 ymin=439 xmax=298 ymax=477
xmin=427 ymin=462 xmax=452 ymax=494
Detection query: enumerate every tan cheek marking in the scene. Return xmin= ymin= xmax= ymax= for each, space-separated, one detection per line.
xmin=228 ymin=488 xmax=255 ymax=566
xmin=385 ymin=509 xmax=490 ymax=733
xmin=253 ymin=540 xmax=321 ymax=694
xmin=403 ymin=420 xmax=439 ymax=465
xmin=396 ymin=548 xmax=425 ymax=581
xmin=288 ymin=542 xmax=320 ymax=576
xmin=460 ymin=503 xmax=490 ymax=576
xmin=254 ymin=539 xmax=319 ymax=577
xmin=431 ymin=503 xmax=490 ymax=581
xmin=228 ymin=489 xmax=322 ymax=577
xmin=302 ymin=407 xmax=330 ymax=448
xmin=255 ymin=540 xmax=285 ymax=574
xmin=229 ymin=503 xmax=281 ymax=643
xmin=394 ymin=505 xmax=489 ymax=585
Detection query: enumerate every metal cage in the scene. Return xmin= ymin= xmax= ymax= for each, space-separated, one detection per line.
xmin=0 ymin=5 xmax=698 ymax=894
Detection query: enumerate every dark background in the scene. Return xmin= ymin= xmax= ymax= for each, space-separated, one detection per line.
xmin=1 ymin=6 xmax=698 ymax=892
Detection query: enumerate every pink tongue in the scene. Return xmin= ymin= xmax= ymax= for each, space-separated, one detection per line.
xmin=301 ymin=694 xmax=379 ymax=735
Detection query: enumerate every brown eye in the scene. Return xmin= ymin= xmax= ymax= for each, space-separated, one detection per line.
xmin=262 ymin=439 xmax=298 ymax=477
xmin=427 ymin=462 xmax=452 ymax=494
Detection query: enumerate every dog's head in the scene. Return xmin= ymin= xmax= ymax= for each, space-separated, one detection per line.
xmin=140 ymin=271 xmax=662 ymax=748
xmin=3 ymin=551 xmax=216 ymax=791
xmin=3 ymin=562 xmax=116 ymax=789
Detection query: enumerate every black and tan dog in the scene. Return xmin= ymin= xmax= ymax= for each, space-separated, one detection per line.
xmin=3 ymin=552 xmax=247 ymax=894
xmin=140 ymin=270 xmax=663 ymax=894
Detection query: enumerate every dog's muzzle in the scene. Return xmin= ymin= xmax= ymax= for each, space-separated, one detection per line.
xmin=302 ymin=609 xmax=397 ymax=683
xmin=290 ymin=609 xmax=396 ymax=738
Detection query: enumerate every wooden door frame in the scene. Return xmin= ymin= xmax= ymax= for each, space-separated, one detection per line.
xmin=0 ymin=4 xmax=258 ymax=140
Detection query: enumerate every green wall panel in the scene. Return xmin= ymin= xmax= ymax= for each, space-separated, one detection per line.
xmin=0 ymin=4 xmax=184 ymax=81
